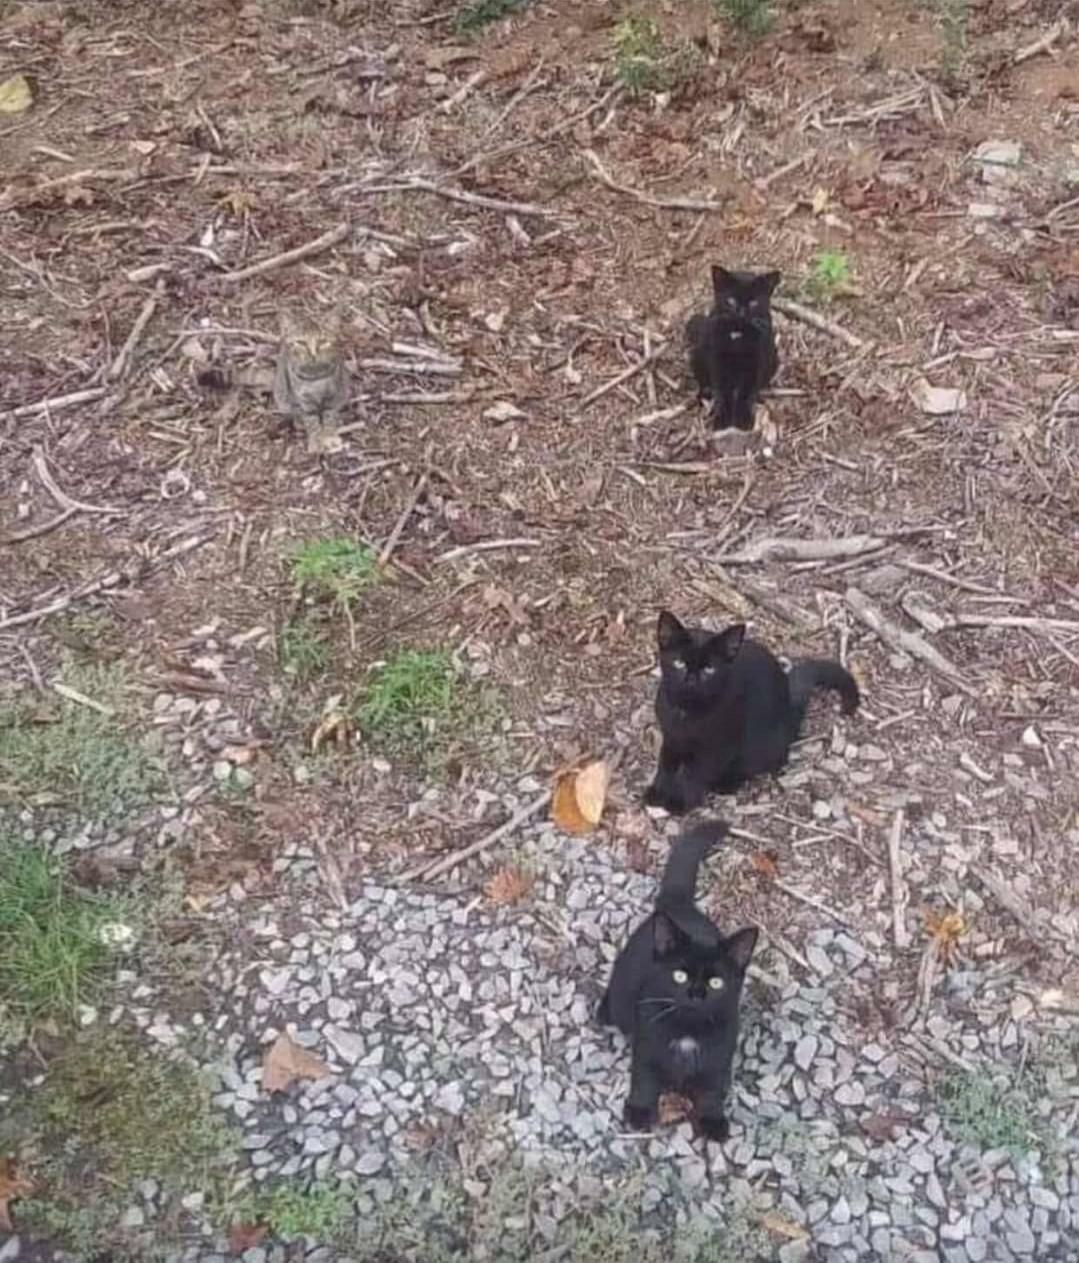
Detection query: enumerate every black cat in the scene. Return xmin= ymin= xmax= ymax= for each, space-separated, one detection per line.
xmin=645 ymin=610 xmax=859 ymax=815
xmin=686 ymin=266 xmax=780 ymax=431
xmin=598 ymin=820 xmax=757 ymax=1140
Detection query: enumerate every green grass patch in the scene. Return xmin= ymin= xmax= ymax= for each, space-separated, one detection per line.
xmin=613 ymin=15 xmax=704 ymax=99
xmin=806 ymin=248 xmax=853 ymax=303
xmin=455 ymin=0 xmax=529 ymax=34
xmin=239 ymin=1179 xmax=354 ymax=1241
xmin=0 ymin=660 xmax=167 ymax=821
xmin=290 ymin=536 xmax=379 ymax=616
xmin=938 ymin=1064 xmax=1056 ymax=1157
xmin=928 ymin=0 xmax=969 ymax=77
xmin=0 ymin=836 xmax=126 ymax=1024
xmin=280 ymin=617 xmax=332 ymax=681
xmin=8 ymin=1032 xmax=237 ymax=1260
xmin=715 ymin=0 xmax=774 ymax=38
xmin=355 ymin=649 xmax=493 ymax=762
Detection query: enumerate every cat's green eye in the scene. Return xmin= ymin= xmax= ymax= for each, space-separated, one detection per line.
xmin=672 ymin=969 xmax=688 ymax=984
xmin=708 ymin=976 xmax=724 ymax=991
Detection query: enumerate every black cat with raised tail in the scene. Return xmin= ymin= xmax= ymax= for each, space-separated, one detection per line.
xmin=686 ymin=266 xmax=780 ymax=431
xmin=645 ymin=610 xmax=860 ymax=815
xmin=598 ymin=820 xmax=757 ymax=1141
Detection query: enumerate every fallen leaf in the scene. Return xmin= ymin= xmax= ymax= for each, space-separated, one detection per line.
xmin=551 ymin=758 xmax=609 ymax=835
xmin=759 ymin=1211 xmax=810 ymax=1241
xmin=482 ymin=400 xmax=526 ymax=424
xmin=750 ymin=850 xmax=779 ymax=881
xmin=0 ymin=73 xmax=33 ymax=115
xmin=861 ymin=1109 xmax=912 ymax=1142
xmin=910 ymin=378 xmax=966 ymax=415
xmin=311 ymin=696 xmax=350 ymax=754
xmin=926 ymin=908 xmax=967 ymax=964
xmin=228 ymin=1222 xmax=268 ymax=1253
xmin=0 ymin=1156 xmax=35 ymax=1231
xmin=484 ymin=866 xmax=534 ymax=906
xmin=657 ymin=1092 xmax=693 ymax=1125
xmin=261 ymin=1032 xmax=332 ymax=1094
xmin=811 ymin=185 xmax=830 ymax=215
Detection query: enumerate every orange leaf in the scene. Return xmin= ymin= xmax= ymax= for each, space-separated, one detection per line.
xmin=759 ymin=1211 xmax=809 ymax=1241
xmin=657 ymin=1092 xmax=692 ymax=1125
xmin=0 ymin=1156 xmax=35 ymax=1232
xmin=228 ymin=1222 xmax=268 ymax=1252
xmin=551 ymin=758 xmax=609 ymax=835
xmin=750 ymin=850 xmax=779 ymax=881
xmin=261 ymin=1032 xmax=332 ymax=1094
xmin=484 ymin=866 xmax=534 ymax=906
xmin=926 ymin=909 xmax=967 ymax=964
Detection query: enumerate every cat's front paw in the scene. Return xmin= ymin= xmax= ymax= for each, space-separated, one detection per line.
xmin=596 ymin=993 xmax=612 ymax=1027
xmin=697 ymin=1114 xmax=730 ymax=1143
xmin=624 ymin=1102 xmax=656 ymax=1133
xmin=644 ymin=780 xmax=688 ymax=815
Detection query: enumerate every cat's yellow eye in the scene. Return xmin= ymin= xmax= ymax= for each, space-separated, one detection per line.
xmin=672 ymin=969 xmax=688 ymax=984
xmin=708 ymin=976 xmax=724 ymax=991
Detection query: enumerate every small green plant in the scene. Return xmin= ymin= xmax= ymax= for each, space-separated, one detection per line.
xmin=0 ymin=837 xmax=124 ymax=1020
xmin=931 ymin=0 xmax=969 ymax=77
xmin=938 ymin=1066 xmax=1053 ymax=1156
xmin=807 ymin=249 xmax=852 ymax=302
xmin=355 ymin=649 xmax=479 ymax=758
xmin=250 ymin=1179 xmax=354 ymax=1239
xmin=291 ymin=537 xmax=379 ymax=615
xmin=280 ymin=617 xmax=331 ymax=680
xmin=715 ymin=0 xmax=774 ymax=38
xmin=455 ymin=0 xmax=529 ymax=34
xmin=0 ymin=661 xmax=167 ymax=821
xmin=613 ymin=16 xmax=703 ymax=99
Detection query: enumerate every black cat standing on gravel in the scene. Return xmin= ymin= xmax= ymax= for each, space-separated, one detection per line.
xmin=687 ymin=266 xmax=780 ymax=431
xmin=598 ymin=820 xmax=757 ymax=1141
xmin=645 ymin=610 xmax=860 ymax=815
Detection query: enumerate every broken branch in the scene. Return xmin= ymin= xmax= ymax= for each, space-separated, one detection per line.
xmin=773 ymin=297 xmax=865 ymax=349
xmin=846 ymin=586 xmax=976 ymax=696
xmin=221 ymin=222 xmax=350 ymax=282
xmin=584 ymin=149 xmax=729 ymax=214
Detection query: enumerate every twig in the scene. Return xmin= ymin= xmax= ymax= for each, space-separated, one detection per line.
xmin=401 ymin=789 xmax=552 ymax=882
xmin=774 ymin=878 xmax=854 ymax=928
xmin=360 ymin=177 xmax=560 ymax=220
xmin=0 ymin=386 xmax=108 ymax=423
xmin=970 ymin=864 xmax=1054 ymax=941
xmin=949 ymin=614 xmax=1079 ymax=635
xmin=887 ymin=809 xmax=910 ymax=950
xmin=899 ymin=935 xmax=941 ymax=1029
xmin=0 ymin=534 xmax=212 ymax=632
xmin=0 ymin=167 xmax=133 ymax=212
xmin=893 ymin=558 xmax=1005 ymax=597
xmin=378 ymin=472 xmax=427 ymax=566
xmin=32 ymin=446 xmax=124 ymax=517
xmin=578 ymin=339 xmax=668 ymax=411
xmin=434 ymin=537 xmax=541 ymax=566
xmin=220 ymin=221 xmax=350 ymax=282
xmin=1 ymin=507 xmax=76 ymax=545
xmin=1014 ymin=18 xmax=1067 ymax=64
xmin=439 ymin=68 xmax=487 ymax=113
xmin=755 ymin=154 xmax=809 ymax=190
xmin=584 ymin=149 xmax=729 ymax=213
xmin=715 ymin=533 xmax=888 ymax=564
xmin=846 ymin=586 xmax=976 ymax=696
xmin=358 ymin=357 xmax=462 ymax=377
xmin=902 ymin=1031 xmax=976 ymax=1074
xmin=50 ymin=680 xmax=115 ymax=716
xmin=108 ymin=280 xmax=164 ymax=380
xmin=773 ymin=297 xmax=865 ymax=349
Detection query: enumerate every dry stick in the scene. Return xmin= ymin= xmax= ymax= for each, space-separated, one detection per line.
xmin=32 ymin=446 xmax=125 ymax=517
xmin=434 ymin=537 xmax=541 ymax=566
xmin=0 ymin=534 xmax=212 ymax=632
xmin=888 ymin=808 xmax=911 ymax=950
xmin=584 ymin=149 xmax=728 ymax=213
xmin=774 ymin=878 xmax=854 ymax=928
xmin=578 ymin=340 xmax=668 ymax=411
xmin=1014 ymin=18 xmax=1067 ymax=64
xmin=893 ymin=558 xmax=1005 ymax=597
xmin=378 ymin=472 xmax=428 ymax=567
xmin=220 ymin=222 xmax=350 ymax=283
xmin=845 ymin=585 xmax=976 ymax=697
xmin=358 ymin=357 xmax=462 ymax=377
xmin=402 ymin=789 xmax=552 ymax=883
xmin=950 ymin=614 xmax=1079 ymax=635
xmin=0 ymin=167 xmax=133 ymax=211
xmin=439 ymin=68 xmax=487 ymax=113
xmin=360 ymin=178 xmax=560 ymax=220
xmin=108 ymin=279 xmax=164 ymax=380
xmin=1 ymin=507 xmax=76 ymax=545
xmin=0 ymin=386 xmax=108 ymax=424
xmin=773 ymin=297 xmax=865 ymax=349
xmin=970 ymin=864 xmax=1059 ymax=941
xmin=715 ymin=533 xmax=887 ymax=564
xmin=50 ymin=679 xmax=115 ymax=716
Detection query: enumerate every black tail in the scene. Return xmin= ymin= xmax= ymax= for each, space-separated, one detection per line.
xmin=655 ymin=820 xmax=727 ymax=946
xmin=788 ymin=658 xmax=860 ymax=731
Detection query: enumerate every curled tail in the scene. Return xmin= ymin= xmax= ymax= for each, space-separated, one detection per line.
xmin=788 ymin=658 xmax=860 ymax=732
xmin=656 ymin=820 xmax=727 ymax=946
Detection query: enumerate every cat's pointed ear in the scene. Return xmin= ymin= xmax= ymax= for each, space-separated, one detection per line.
xmin=657 ymin=610 xmax=686 ymax=652
xmin=708 ymin=623 xmax=745 ymax=663
xmin=760 ymin=270 xmax=781 ymax=295
xmin=653 ymin=911 xmax=681 ymax=958
xmin=711 ymin=265 xmax=733 ymax=297
xmin=724 ymin=926 xmax=758 ymax=971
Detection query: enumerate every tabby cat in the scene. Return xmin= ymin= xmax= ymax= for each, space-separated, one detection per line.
xmin=274 ymin=308 xmax=348 ymax=453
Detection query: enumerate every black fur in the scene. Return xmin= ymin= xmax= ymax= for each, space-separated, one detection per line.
xmin=645 ymin=610 xmax=859 ymax=814
xmin=686 ymin=266 xmax=780 ymax=431
xmin=597 ymin=821 xmax=757 ymax=1140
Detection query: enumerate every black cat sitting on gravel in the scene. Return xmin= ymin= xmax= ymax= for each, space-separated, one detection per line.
xmin=598 ymin=820 xmax=757 ymax=1140
xmin=645 ymin=610 xmax=860 ymax=815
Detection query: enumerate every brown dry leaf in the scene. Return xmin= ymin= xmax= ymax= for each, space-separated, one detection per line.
xmin=261 ymin=1032 xmax=332 ymax=1094
xmin=760 ymin=1211 xmax=810 ymax=1241
xmin=750 ymin=850 xmax=779 ymax=881
xmin=0 ymin=1156 xmax=35 ymax=1232
xmin=861 ymin=1110 xmax=911 ymax=1142
xmin=551 ymin=758 xmax=609 ymax=835
xmin=484 ymin=866 xmax=534 ymax=906
xmin=657 ymin=1092 xmax=693 ymax=1125
xmin=228 ymin=1222 xmax=268 ymax=1253
xmin=310 ymin=698 xmax=350 ymax=754
xmin=0 ymin=73 xmax=33 ymax=114
xmin=219 ymin=189 xmax=257 ymax=217
xmin=926 ymin=909 xmax=967 ymax=964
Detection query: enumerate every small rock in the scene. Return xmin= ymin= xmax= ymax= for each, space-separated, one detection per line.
xmin=974 ymin=139 xmax=1021 ymax=166
xmin=794 ymin=1035 xmax=819 ymax=1072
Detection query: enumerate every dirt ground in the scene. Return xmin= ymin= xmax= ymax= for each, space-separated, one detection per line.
xmin=2 ymin=0 xmax=1079 ymax=1198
